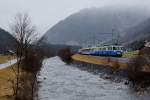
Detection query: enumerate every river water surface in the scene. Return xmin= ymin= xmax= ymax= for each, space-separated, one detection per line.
xmin=37 ymin=57 xmax=150 ymax=100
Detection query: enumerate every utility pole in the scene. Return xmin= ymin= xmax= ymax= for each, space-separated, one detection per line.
xmin=93 ymin=29 xmax=120 ymax=46
xmin=116 ymin=32 xmax=120 ymax=45
xmin=112 ymin=29 xmax=114 ymax=45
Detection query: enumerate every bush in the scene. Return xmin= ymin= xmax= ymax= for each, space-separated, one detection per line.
xmin=21 ymin=47 xmax=45 ymax=72
xmin=58 ymin=48 xmax=73 ymax=64
xmin=139 ymin=47 xmax=150 ymax=57
xmin=127 ymin=47 xmax=150 ymax=89
xmin=15 ymin=47 xmax=45 ymax=99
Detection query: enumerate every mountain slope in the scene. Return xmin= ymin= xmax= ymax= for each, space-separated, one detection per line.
xmin=42 ymin=6 xmax=150 ymax=46
xmin=0 ymin=28 xmax=16 ymax=53
xmin=122 ymin=18 xmax=150 ymax=44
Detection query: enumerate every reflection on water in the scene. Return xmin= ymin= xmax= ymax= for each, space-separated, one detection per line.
xmin=37 ymin=57 xmax=150 ymax=100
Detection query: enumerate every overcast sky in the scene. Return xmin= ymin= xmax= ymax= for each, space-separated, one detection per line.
xmin=0 ymin=0 xmax=150 ymax=35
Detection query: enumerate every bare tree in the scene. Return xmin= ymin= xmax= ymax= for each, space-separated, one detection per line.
xmin=10 ymin=13 xmax=37 ymax=99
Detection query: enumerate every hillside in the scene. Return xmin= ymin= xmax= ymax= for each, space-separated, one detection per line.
xmin=42 ymin=6 xmax=150 ymax=46
xmin=37 ymin=43 xmax=81 ymax=56
xmin=122 ymin=18 xmax=150 ymax=44
xmin=118 ymin=18 xmax=150 ymax=50
xmin=0 ymin=28 xmax=16 ymax=53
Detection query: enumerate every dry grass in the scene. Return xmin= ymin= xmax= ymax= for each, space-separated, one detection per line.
xmin=122 ymin=50 xmax=139 ymax=58
xmin=72 ymin=54 xmax=108 ymax=65
xmin=0 ymin=55 xmax=16 ymax=64
xmin=0 ymin=64 xmax=32 ymax=100
xmin=0 ymin=55 xmax=16 ymax=99
xmin=0 ymin=64 xmax=17 ymax=100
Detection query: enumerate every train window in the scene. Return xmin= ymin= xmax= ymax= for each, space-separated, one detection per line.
xmin=108 ymin=47 xmax=112 ymax=50
xmin=103 ymin=48 xmax=106 ymax=50
xmin=117 ymin=47 xmax=119 ymax=50
xmin=107 ymin=47 xmax=109 ymax=50
xmin=116 ymin=47 xmax=119 ymax=50
xmin=113 ymin=47 xmax=117 ymax=50
xmin=96 ymin=48 xmax=99 ymax=51
xmin=119 ymin=47 xmax=122 ymax=50
xmin=118 ymin=47 xmax=122 ymax=50
xmin=94 ymin=48 xmax=97 ymax=51
xmin=92 ymin=48 xmax=94 ymax=51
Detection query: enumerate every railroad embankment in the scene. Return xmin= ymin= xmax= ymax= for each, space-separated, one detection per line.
xmin=72 ymin=50 xmax=150 ymax=90
xmin=72 ymin=54 xmax=128 ymax=70
xmin=72 ymin=52 xmax=150 ymax=73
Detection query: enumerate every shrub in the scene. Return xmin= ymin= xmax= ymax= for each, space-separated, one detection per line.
xmin=127 ymin=47 xmax=150 ymax=89
xmin=15 ymin=47 xmax=45 ymax=99
xmin=58 ymin=48 xmax=73 ymax=64
xmin=21 ymin=48 xmax=44 ymax=72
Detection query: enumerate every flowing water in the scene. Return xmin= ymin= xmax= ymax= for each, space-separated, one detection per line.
xmin=37 ymin=57 xmax=150 ymax=100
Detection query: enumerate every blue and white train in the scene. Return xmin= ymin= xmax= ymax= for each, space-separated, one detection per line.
xmin=78 ymin=45 xmax=124 ymax=57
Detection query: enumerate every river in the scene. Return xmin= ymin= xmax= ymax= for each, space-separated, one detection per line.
xmin=37 ymin=57 xmax=150 ymax=100
xmin=0 ymin=59 xmax=17 ymax=70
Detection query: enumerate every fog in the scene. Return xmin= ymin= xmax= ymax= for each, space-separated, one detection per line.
xmin=0 ymin=0 xmax=150 ymax=35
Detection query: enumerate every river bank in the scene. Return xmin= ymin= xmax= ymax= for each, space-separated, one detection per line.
xmin=72 ymin=53 xmax=150 ymax=91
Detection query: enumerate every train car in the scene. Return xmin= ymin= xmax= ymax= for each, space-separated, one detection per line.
xmin=78 ymin=45 xmax=124 ymax=57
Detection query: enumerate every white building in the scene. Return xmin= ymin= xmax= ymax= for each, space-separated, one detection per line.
xmin=145 ymin=41 xmax=150 ymax=48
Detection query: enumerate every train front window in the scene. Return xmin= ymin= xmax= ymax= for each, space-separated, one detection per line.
xmin=83 ymin=49 xmax=90 ymax=52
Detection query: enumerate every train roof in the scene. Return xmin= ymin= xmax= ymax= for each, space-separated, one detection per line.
xmin=92 ymin=45 xmax=123 ymax=48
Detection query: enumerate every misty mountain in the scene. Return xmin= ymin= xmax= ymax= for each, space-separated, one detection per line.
xmin=42 ymin=6 xmax=150 ymax=46
xmin=121 ymin=18 xmax=150 ymax=44
xmin=0 ymin=28 xmax=16 ymax=53
xmin=118 ymin=18 xmax=150 ymax=50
